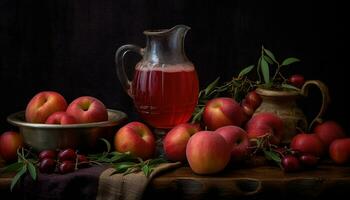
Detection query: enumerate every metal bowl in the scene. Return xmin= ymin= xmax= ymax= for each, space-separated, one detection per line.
xmin=7 ymin=109 xmax=127 ymax=152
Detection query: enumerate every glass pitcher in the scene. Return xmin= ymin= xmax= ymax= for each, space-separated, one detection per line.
xmin=115 ymin=25 xmax=199 ymax=128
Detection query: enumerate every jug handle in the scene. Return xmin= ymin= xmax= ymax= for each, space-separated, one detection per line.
xmin=115 ymin=44 xmax=144 ymax=97
xmin=300 ymin=80 xmax=331 ymax=131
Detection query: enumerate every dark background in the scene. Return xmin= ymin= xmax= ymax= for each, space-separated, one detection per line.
xmin=0 ymin=0 xmax=348 ymax=133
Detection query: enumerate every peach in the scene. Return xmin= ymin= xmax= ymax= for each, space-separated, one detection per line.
xmin=215 ymin=125 xmax=249 ymax=163
xmin=329 ymin=138 xmax=350 ymax=165
xmin=114 ymin=122 xmax=155 ymax=160
xmin=314 ymin=121 xmax=346 ymax=148
xmin=66 ymin=96 xmax=108 ymax=123
xmin=163 ymin=123 xmax=200 ymax=162
xmin=203 ymin=97 xmax=245 ymax=130
xmin=245 ymin=112 xmax=284 ymax=144
xmin=25 ymin=91 xmax=67 ymax=123
xmin=290 ymin=133 xmax=325 ymax=157
xmin=0 ymin=131 xmax=23 ymax=162
xmin=45 ymin=111 xmax=77 ymax=124
xmin=186 ymin=131 xmax=230 ymax=174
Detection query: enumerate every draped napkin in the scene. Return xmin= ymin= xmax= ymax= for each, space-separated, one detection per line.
xmin=96 ymin=162 xmax=181 ymax=200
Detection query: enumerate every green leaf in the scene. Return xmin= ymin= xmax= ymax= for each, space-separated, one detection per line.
xmin=263 ymin=150 xmax=281 ymax=163
xmin=191 ymin=107 xmax=204 ymax=123
xmin=263 ymin=48 xmax=277 ymax=63
xmin=256 ymin=57 xmax=262 ymax=84
xmin=99 ymin=138 xmax=111 ymax=153
xmin=281 ymin=83 xmax=300 ymax=91
xmin=1 ymin=162 xmax=24 ymax=173
xmin=261 ymin=57 xmax=270 ymax=84
xmin=263 ymin=55 xmax=273 ymax=64
xmin=122 ymin=167 xmax=139 ymax=176
xmin=113 ymin=162 xmax=137 ymax=173
xmin=148 ymin=158 xmax=167 ymax=166
xmin=142 ymin=165 xmax=153 ymax=177
xmin=204 ymin=77 xmax=220 ymax=96
xmin=10 ymin=165 xmax=27 ymax=191
xmin=238 ymin=65 xmax=255 ymax=78
xmin=281 ymin=57 xmax=300 ymax=66
xmin=110 ymin=152 xmax=135 ymax=163
xmin=27 ymin=162 xmax=37 ymax=181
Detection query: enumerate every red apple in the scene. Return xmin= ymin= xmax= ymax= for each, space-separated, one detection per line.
xmin=45 ymin=111 xmax=78 ymax=124
xmin=25 ymin=91 xmax=68 ymax=123
xmin=163 ymin=123 xmax=200 ymax=162
xmin=314 ymin=121 xmax=346 ymax=148
xmin=290 ymin=133 xmax=325 ymax=157
xmin=203 ymin=97 xmax=245 ymax=130
xmin=288 ymin=74 xmax=305 ymax=88
xmin=245 ymin=112 xmax=284 ymax=144
xmin=66 ymin=96 xmax=108 ymax=123
xmin=114 ymin=122 xmax=155 ymax=160
xmin=215 ymin=125 xmax=249 ymax=163
xmin=0 ymin=131 xmax=23 ymax=162
xmin=244 ymin=91 xmax=262 ymax=110
xmin=186 ymin=131 xmax=231 ymax=174
xmin=329 ymin=138 xmax=350 ymax=165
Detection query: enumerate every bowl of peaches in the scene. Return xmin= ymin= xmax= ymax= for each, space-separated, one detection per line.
xmin=7 ymin=91 xmax=127 ymax=152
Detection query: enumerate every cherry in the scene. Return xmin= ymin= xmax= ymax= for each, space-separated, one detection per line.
xmin=282 ymin=155 xmax=301 ymax=172
xmin=39 ymin=158 xmax=56 ymax=174
xmin=299 ymin=154 xmax=318 ymax=168
xmin=288 ymin=74 xmax=305 ymax=88
xmin=244 ymin=91 xmax=262 ymax=110
xmin=58 ymin=148 xmax=76 ymax=161
xmin=77 ymin=154 xmax=90 ymax=168
xmin=59 ymin=160 xmax=75 ymax=174
xmin=39 ymin=150 xmax=57 ymax=161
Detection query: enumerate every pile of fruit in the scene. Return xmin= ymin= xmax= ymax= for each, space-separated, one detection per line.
xmin=38 ymin=149 xmax=89 ymax=174
xmin=1 ymin=91 xmax=109 ymax=163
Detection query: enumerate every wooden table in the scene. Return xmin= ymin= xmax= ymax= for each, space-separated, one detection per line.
xmin=1 ymin=158 xmax=350 ymax=200
xmin=145 ymin=165 xmax=350 ymax=200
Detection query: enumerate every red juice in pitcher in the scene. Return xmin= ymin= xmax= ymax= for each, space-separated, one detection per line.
xmin=132 ymin=63 xmax=199 ymax=128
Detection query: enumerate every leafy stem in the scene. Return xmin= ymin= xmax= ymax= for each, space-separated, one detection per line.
xmin=87 ymin=139 xmax=168 ymax=178
xmin=0 ymin=147 xmax=38 ymax=191
xmin=249 ymin=135 xmax=283 ymax=168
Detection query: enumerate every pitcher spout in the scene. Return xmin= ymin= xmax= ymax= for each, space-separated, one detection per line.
xmin=143 ymin=25 xmax=191 ymax=64
xmin=169 ymin=24 xmax=191 ymax=35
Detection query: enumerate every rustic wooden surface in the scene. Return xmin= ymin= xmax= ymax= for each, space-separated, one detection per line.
xmin=1 ymin=157 xmax=350 ymax=200
xmin=144 ymin=165 xmax=350 ymax=200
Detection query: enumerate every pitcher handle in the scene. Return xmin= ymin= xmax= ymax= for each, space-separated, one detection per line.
xmin=115 ymin=44 xmax=143 ymax=97
xmin=300 ymin=80 xmax=331 ymax=131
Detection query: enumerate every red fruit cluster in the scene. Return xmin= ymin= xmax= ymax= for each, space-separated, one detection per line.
xmin=25 ymin=91 xmax=108 ymax=124
xmin=280 ymin=151 xmax=319 ymax=172
xmin=38 ymin=149 xmax=89 ymax=174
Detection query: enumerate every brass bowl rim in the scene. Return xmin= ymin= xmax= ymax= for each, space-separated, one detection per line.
xmin=7 ymin=109 xmax=127 ymax=129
